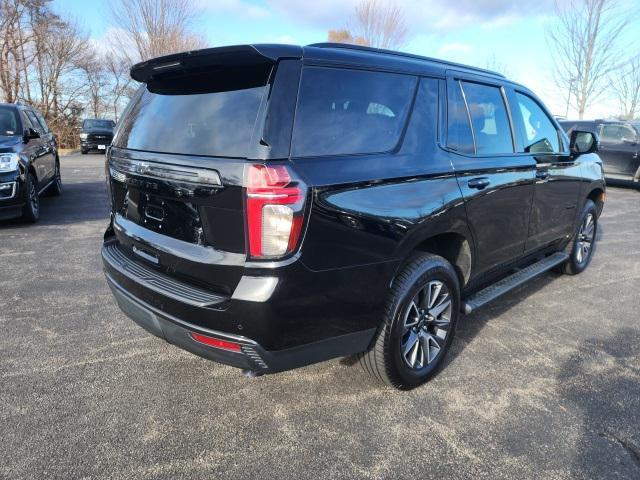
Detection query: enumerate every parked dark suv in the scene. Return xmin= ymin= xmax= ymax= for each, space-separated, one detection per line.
xmin=559 ymin=119 xmax=640 ymax=183
xmin=80 ymin=118 xmax=115 ymax=154
xmin=0 ymin=102 xmax=61 ymax=222
xmin=102 ymin=44 xmax=605 ymax=389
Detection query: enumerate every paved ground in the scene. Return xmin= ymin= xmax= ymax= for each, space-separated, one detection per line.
xmin=1 ymin=153 xmax=639 ymax=479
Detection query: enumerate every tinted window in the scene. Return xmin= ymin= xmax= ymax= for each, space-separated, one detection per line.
xmin=0 ymin=107 xmax=20 ymax=136
xmin=447 ymin=81 xmax=474 ymax=154
xmin=513 ymin=93 xmax=560 ymax=153
xmin=460 ymin=82 xmax=513 ymax=154
xmin=83 ymin=119 xmax=115 ymax=129
xmin=25 ymin=111 xmax=44 ymax=133
xmin=291 ymin=67 xmax=416 ymax=157
xmin=34 ymin=111 xmax=50 ymax=132
xmin=601 ymin=124 xmax=638 ymax=144
xmin=115 ymin=66 xmax=270 ymax=158
xmin=20 ymin=111 xmax=34 ymax=130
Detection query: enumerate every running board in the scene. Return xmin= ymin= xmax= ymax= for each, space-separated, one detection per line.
xmin=461 ymin=252 xmax=569 ymax=314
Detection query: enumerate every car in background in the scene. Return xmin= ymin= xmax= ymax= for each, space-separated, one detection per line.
xmin=0 ymin=102 xmax=61 ymax=222
xmin=559 ymin=119 xmax=640 ymax=184
xmin=79 ymin=118 xmax=115 ymax=154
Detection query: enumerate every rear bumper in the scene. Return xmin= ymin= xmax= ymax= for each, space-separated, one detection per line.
xmin=105 ymin=271 xmax=375 ymax=373
xmin=81 ymin=141 xmax=110 ymax=150
xmin=102 ymin=240 xmax=383 ymax=372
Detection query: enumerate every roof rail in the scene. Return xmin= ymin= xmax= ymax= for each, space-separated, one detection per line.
xmin=307 ymin=42 xmax=505 ymax=78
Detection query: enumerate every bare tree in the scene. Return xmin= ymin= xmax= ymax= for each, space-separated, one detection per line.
xmin=327 ymin=0 xmax=409 ymax=50
xmin=0 ymin=0 xmax=38 ymax=103
xmin=353 ymin=0 xmax=408 ymax=49
xmin=109 ymin=0 xmax=207 ymax=63
xmin=105 ymin=52 xmax=134 ymax=122
xmin=327 ymin=29 xmax=367 ymax=46
xmin=611 ymin=55 xmax=640 ymax=120
xmin=79 ymin=55 xmax=108 ymax=118
xmin=548 ymin=0 xmax=630 ymax=119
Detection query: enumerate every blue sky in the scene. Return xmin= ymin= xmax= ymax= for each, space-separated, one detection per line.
xmin=52 ymin=0 xmax=640 ymax=118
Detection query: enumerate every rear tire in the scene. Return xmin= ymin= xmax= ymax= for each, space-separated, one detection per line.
xmin=21 ymin=173 xmax=40 ymax=223
xmin=359 ymin=254 xmax=460 ymax=390
xmin=559 ymin=200 xmax=597 ymax=275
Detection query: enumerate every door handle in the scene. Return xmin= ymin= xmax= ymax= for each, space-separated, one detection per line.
xmin=467 ymin=177 xmax=490 ymax=190
xmin=536 ymin=170 xmax=550 ymax=180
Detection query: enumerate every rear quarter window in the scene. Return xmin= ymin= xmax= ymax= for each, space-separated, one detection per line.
xmin=291 ymin=67 xmax=417 ymax=157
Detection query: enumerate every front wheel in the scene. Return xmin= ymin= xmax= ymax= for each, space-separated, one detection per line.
xmin=359 ymin=254 xmax=460 ymax=390
xmin=560 ymin=200 xmax=597 ymax=275
xmin=47 ymin=160 xmax=62 ymax=196
xmin=21 ymin=173 xmax=40 ymax=223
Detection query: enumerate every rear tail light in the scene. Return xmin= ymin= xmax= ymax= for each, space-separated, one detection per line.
xmin=245 ymin=164 xmax=306 ymax=259
xmin=190 ymin=332 xmax=242 ymax=352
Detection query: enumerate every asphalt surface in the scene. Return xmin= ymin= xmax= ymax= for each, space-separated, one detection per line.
xmin=1 ymin=153 xmax=639 ymax=479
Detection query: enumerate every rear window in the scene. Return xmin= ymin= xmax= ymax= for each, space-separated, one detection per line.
xmin=291 ymin=67 xmax=417 ymax=157
xmin=114 ymin=66 xmax=271 ymax=158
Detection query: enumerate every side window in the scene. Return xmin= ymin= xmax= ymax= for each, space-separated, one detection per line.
xmin=25 ymin=111 xmax=43 ymax=133
xmin=291 ymin=67 xmax=417 ymax=157
xmin=512 ymin=93 xmax=560 ymax=153
xmin=34 ymin=112 xmax=50 ymax=133
xmin=20 ymin=111 xmax=34 ymax=131
xmin=460 ymin=81 xmax=513 ymax=154
xmin=446 ymin=81 xmax=474 ymax=154
xmin=601 ymin=124 xmax=638 ymax=144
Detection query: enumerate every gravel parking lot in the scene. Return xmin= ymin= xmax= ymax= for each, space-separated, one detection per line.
xmin=1 ymin=153 xmax=639 ymax=479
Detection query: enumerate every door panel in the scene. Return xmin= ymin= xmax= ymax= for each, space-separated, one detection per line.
xmin=447 ymin=76 xmax=536 ymax=279
xmin=599 ymin=124 xmax=640 ymax=176
xmin=456 ymin=162 xmax=535 ymax=277
xmin=25 ymin=110 xmax=55 ymax=182
xmin=506 ymin=89 xmax=582 ymax=251
xmin=526 ymin=158 xmax=582 ymax=251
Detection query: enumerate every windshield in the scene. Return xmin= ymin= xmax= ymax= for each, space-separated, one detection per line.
xmin=84 ymin=119 xmax=115 ymax=130
xmin=0 ymin=107 xmax=20 ymax=136
xmin=114 ymin=64 xmax=271 ymax=158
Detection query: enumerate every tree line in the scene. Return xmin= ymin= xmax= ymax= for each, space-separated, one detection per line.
xmin=0 ymin=0 xmax=203 ymax=148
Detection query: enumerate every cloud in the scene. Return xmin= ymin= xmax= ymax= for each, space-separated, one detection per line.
xmin=267 ymin=0 xmax=354 ymax=28
xmin=199 ymin=0 xmax=271 ymax=19
xmin=266 ymin=0 xmax=558 ymax=32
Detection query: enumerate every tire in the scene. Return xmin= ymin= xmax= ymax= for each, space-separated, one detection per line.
xmin=81 ymin=149 xmax=87 ymax=155
xmin=359 ymin=253 xmax=460 ymax=390
xmin=559 ymin=200 xmax=597 ymax=275
xmin=21 ymin=172 xmax=40 ymax=223
xmin=47 ymin=160 xmax=62 ymax=196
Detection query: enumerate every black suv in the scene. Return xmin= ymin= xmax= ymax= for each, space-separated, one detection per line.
xmin=0 ymin=102 xmax=61 ymax=222
xmin=102 ymin=44 xmax=605 ymax=389
xmin=559 ymin=119 xmax=640 ymax=183
xmin=80 ymin=118 xmax=115 ymax=154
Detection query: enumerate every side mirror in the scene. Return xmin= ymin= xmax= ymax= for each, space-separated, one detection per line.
xmin=570 ymin=130 xmax=598 ymax=155
xmin=23 ymin=128 xmax=40 ymax=142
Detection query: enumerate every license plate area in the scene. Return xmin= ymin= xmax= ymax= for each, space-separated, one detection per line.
xmin=125 ymin=189 xmax=205 ymax=245
xmin=98 ymin=144 xmax=106 ymax=150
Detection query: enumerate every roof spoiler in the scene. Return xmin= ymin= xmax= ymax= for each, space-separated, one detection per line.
xmin=130 ymin=44 xmax=302 ymax=83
